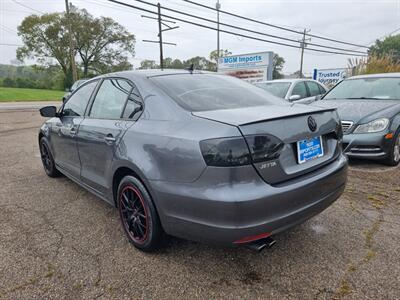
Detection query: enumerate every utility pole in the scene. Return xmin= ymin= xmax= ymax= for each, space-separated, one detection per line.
xmin=65 ymin=0 xmax=77 ymax=83
xmin=157 ymin=3 xmax=164 ymax=69
xmin=142 ymin=3 xmax=178 ymax=70
xmin=216 ymin=0 xmax=221 ymax=63
xmin=299 ymin=28 xmax=310 ymax=79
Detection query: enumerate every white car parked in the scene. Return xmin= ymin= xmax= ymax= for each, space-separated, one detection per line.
xmin=255 ymin=79 xmax=328 ymax=104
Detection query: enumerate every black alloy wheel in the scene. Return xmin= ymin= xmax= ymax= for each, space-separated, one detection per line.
xmin=39 ymin=137 xmax=61 ymax=177
xmin=117 ymin=176 xmax=163 ymax=251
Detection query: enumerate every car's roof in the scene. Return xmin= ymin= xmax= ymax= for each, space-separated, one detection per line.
xmin=105 ymin=69 xmax=214 ymax=80
xmin=256 ymin=78 xmax=318 ymax=84
xmin=347 ymin=72 xmax=400 ymax=80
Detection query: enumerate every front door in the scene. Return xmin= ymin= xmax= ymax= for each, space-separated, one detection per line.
xmin=51 ymin=80 xmax=99 ymax=179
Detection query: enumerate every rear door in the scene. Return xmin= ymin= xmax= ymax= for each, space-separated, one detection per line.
xmin=77 ymin=78 xmax=142 ymax=195
xmin=51 ymin=80 xmax=98 ymax=178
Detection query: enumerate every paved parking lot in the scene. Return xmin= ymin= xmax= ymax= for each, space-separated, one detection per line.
xmin=1 ymin=109 xmax=399 ymax=299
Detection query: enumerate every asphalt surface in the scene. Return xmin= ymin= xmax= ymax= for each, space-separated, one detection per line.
xmin=0 ymin=109 xmax=399 ymax=299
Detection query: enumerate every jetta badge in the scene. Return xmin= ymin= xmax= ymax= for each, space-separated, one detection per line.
xmin=308 ymin=116 xmax=317 ymax=132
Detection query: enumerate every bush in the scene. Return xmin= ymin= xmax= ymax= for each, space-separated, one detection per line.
xmin=348 ymin=55 xmax=400 ymax=76
xmin=2 ymin=77 xmax=15 ymax=87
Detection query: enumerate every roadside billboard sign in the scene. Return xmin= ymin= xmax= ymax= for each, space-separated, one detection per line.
xmin=218 ymin=51 xmax=273 ymax=83
xmin=313 ymin=68 xmax=348 ymax=87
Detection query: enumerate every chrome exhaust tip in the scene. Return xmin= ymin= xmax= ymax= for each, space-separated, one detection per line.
xmin=245 ymin=236 xmax=276 ymax=252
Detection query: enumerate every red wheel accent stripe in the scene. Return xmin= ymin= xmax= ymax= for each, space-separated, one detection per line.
xmin=119 ymin=185 xmax=149 ymax=244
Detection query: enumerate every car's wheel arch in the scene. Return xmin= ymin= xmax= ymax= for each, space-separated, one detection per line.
xmin=389 ymin=113 xmax=400 ymax=133
xmin=111 ymin=161 xmax=154 ymax=208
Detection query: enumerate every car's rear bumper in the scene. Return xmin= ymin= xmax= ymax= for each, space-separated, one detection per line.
xmin=343 ymin=132 xmax=392 ymax=160
xmin=149 ymin=154 xmax=348 ymax=245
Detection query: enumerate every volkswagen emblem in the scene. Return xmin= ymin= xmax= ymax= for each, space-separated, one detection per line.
xmin=308 ymin=116 xmax=317 ymax=132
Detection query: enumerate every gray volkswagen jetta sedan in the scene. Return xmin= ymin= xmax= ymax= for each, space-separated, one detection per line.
xmin=38 ymin=70 xmax=347 ymax=251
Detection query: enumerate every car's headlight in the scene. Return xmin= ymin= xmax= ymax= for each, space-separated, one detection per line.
xmin=353 ymin=118 xmax=389 ymax=133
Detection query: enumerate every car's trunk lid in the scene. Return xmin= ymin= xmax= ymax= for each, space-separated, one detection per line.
xmin=193 ymin=104 xmax=341 ymax=184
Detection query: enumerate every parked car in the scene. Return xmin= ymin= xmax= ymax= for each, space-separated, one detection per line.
xmin=255 ymin=79 xmax=328 ymax=104
xmin=38 ymin=70 xmax=347 ymax=251
xmin=316 ymin=73 xmax=400 ymax=166
xmin=62 ymin=79 xmax=88 ymax=102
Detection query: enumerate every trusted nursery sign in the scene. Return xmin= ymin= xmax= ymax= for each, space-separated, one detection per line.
xmin=313 ymin=68 xmax=348 ymax=87
xmin=218 ymin=52 xmax=273 ymax=83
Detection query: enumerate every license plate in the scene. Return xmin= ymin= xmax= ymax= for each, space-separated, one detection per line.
xmin=297 ymin=136 xmax=324 ymax=164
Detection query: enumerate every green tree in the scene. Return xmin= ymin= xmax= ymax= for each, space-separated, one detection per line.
xmin=369 ymin=34 xmax=400 ymax=63
xmin=70 ymin=6 xmax=135 ymax=77
xmin=139 ymin=60 xmax=158 ymax=69
xmin=183 ymin=56 xmax=214 ymax=70
xmin=17 ymin=13 xmax=72 ymax=86
xmin=273 ymin=53 xmax=285 ymax=79
xmin=3 ymin=77 xmax=15 ymax=87
xmin=209 ymin=49 xmax=232 ymax=63
xmin=208 ymin=49 xmax=231 ymax=71
xmin=17 ymin=6 xmax=135 ymax=87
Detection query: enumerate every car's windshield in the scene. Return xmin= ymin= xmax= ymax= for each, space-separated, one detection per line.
xmin=323 ymin=77 xmax=400 ymax=100
xmin=151 ymin=74 xmax=281 ymax=112
xmin=254 ymin=82 xmax=291 ymax=98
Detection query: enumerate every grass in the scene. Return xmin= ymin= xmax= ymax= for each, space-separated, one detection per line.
xmin=0 ymin=87 xmax=64 ymax=102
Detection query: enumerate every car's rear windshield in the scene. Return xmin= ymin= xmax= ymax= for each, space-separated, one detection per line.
xmin=254 ymin=82 xmax=291 ymax=98
xmin=150 ymin=73 xmax=279 ymax=112
xmin=323 ymin=77 xmax=400 ymax=100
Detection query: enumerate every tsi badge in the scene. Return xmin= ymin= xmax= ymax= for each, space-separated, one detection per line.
xmin=259 ymin=161 xmax=277 ymax=170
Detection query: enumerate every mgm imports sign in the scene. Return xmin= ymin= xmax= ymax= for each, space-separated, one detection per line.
xmin=218 ymin=51 xmax=273 ymax=83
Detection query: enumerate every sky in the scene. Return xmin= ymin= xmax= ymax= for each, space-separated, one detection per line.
xmin=1 ymin=0 xmax=400 ymax=76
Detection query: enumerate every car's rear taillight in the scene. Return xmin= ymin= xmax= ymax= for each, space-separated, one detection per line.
xmin=200 ymin=137 xmax=251 ymax=167
xmin=200 ymin=134 xmax=284 ymax=167
xmin=245 ymin=134 xmax=284 ymax=163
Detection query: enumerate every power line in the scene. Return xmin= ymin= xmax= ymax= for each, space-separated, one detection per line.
xmin=10 ymin=0 xmax=44 ymax=14
xmin=106 ymin=0 xmax=366 ymax=57
xmin=182 ymin=0 xmax=370 ymax=50
xmin=130 ymin=0 xmax=367 ymax=55
xmin=0 ymin=24 xmax=18 ymax=34
xmin=0 ymin=43 xmax=23 ymax=46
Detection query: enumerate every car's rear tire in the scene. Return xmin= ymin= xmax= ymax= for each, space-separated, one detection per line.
xmin=384 ymin=129 xmax=400 ymax=166
xmin=117 ymin=176 xmax=164 ymax=252
xmin=39 ymin=137 xmax=61 ymax=177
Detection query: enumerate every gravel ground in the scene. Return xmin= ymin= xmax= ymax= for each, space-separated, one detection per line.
xmin=0 ymin=110 xmax=399 ymax=299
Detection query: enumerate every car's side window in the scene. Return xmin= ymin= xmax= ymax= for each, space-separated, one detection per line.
xmin=63 ymin=81 xmax=98 ymax=117
xmin=318 ymin=83 xmax=327 ymax=94
xmin=89 ymin=78 xmax=133 ymax=119
xmin=307 ymin=81 xmax=322 ymax=97
xmin=292 ymin=82 xmax=308 ymax=99
xmin=122 ymin=85 xmax=143 ymax=120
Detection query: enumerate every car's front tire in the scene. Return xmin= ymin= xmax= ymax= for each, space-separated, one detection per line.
xmin=384 ymin=129 xmax=400 ymax=166
xmin=117 ymin=176 xmax=164 ymax=252
xmin=39 ymin=137 xmax=61 ymax=177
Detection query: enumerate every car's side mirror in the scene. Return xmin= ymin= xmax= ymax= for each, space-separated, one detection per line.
xmin=65 ymin=88 xmax=71 ymax=92
xmin=289 ymin=95 xmax=301 ymax=101
xmin=39 ymin=106 xmax=58 ymax=118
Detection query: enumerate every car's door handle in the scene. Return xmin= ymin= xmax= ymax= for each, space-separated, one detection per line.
xmin=69 ymin=127 xmax=77 ymax=137
xmin=105 ymin=135 xmax=116 ymax=144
